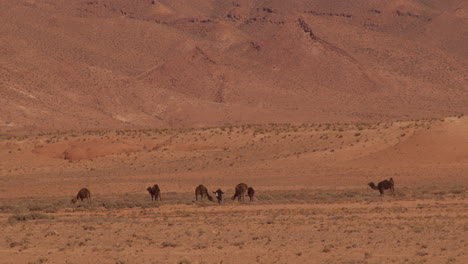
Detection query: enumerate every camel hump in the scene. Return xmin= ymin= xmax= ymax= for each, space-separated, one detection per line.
xmin=78 ymin=188 xmax=90 ymax=196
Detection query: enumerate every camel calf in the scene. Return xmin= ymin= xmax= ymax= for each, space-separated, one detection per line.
xmin=247 ymin=187 xmax=255 ymax=201
xmin=71 ymin=188 xmax=91 ymax=204
xmin=213 ymin=189 xmax=224 ymax=204
xmin=147 ymin=184 xmax=161 ymax=201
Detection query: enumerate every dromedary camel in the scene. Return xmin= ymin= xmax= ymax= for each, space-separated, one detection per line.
xmin=71 ymin=188 xmax=91 ymax=204
xmin=232 ymin=183 xmax=248 ymax=201
xmin=195 ymin=184 xmax=214 ymax=201
xmin=247 ymin=187 xmax=255 ymax=201
xmin=368 ymin=178 xmax=395 ymax=196
xmin=147 ymin=184 xmax=161 ymax=201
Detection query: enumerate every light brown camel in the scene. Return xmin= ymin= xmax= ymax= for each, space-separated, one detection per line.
xmin=195 ymin=184 xmax=213 ymax=201
xmin=147 ymin=184 xmax=161 ymax=201
xmin=368 ymin=178 xmax=395 ymax=196
xmin=71 ymin=188 xmax=91 ymax=204
xmin=232 ymin=183 xmax=248 ymax=201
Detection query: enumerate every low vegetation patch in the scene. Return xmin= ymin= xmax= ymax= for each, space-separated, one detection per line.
xmin=9 ymin=212 xmax=53 ymax=222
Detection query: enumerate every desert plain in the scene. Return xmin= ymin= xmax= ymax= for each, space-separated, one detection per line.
xmin=0 ymin=117 xmax=467 ymax=264
xmin=1 ymin=0 xmax=467 ymax=263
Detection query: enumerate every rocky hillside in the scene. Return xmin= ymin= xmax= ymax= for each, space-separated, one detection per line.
xmin=1 ymin=0 xmax=466 ymax=132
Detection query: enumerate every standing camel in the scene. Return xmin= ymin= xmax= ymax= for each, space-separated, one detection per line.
xmin=231 ymin=183 xmax=248 ymax=202
xmin=247 ymin=187 xmax=255 ymax=201
xmin=195 ymin=184 xmax=214 ymax=201
xmin=147 ymin=184 xmax=161 ymax=201
xmin=368 ymin=178 xmax=395 ymax=196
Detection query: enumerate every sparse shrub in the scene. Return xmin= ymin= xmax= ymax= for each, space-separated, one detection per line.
xmin=27 ymin=257 xmax=48 ymax=264
xmin=83 ymin=225 xmax=96 ymax=231
xmin=9 ymin=242 xmax=23 ymax=248
xmin=446 ymin=257 xmax=457 ymax=263
xmin=161 ymin=241 xmax=178 ymax=248
xmin=9 ymin=212 xmax=52 ymax=222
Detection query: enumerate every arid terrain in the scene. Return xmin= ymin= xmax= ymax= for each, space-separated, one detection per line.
xmin=0 ymin=0 xmax=467 ymax=131
xmin=0 ymin=117 xmax=467 ymax=263
xmin=0 ymin=0 xmax=467 ymax=263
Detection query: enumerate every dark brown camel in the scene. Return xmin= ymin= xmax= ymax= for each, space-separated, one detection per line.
xmin=247 ymin=187 xmax=255 ymax=201
xmin=368 ymin=178 xmax=395 ymax=196
xmin=195 ymin=184 xmax=213 ymax=201
xmin=147 ymin=184 xmax=161 ymax=201
xmin=71 ymin=188 xmax=91 ymax=204
xmin=232 ymin=183 xmax=248 ymax=201
xmin=213 ymin=189 xmax=224 ymax=204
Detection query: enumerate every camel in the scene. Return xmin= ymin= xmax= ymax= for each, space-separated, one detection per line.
xmin=368 ymin=178 xmax=395 ymax=196
xmin=195 ymin=184 xmax=213 ymax=201
xmin=232 ymin=183 xmax=248 ymax=201
xmin=247 ymin=187 xmax=255 ymax=201
xmin=147 ymin=184 xmax=161 ymax=201
xmin=213 ymin=189 xmax=224 ymax=204
xmin=71 ymin=188 xmax=91 ymax=204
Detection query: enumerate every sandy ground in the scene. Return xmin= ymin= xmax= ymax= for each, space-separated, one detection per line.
xmin=0 ymin=117 xmax=467 ymax=263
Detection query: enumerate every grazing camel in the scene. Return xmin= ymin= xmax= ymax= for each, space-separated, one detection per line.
xmin=147 ymin=184 xmax=161 ymax=201
xmin=213 ymin=189 xmax=224 ymax=204
xmin=247 ymin=187 xmax=255 ymax=201
xmin=71 ymin=188 xmax=91 ymax=204
xmin=195 ymin=184 xmax=213 ymax=201
xmin=232 ymin=183 xmax=248 ymax=201
xmin=368 ymin=178 xmax=395 ymax=196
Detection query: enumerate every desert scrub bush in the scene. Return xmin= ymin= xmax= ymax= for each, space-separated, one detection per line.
xmin=9 ymin=212 xmax=53 ymax=222
xmin=26 ymin=202 xmax=55 ymax=212
xmin=27 ymin=257 xmax=48 ymax=264
xmin=0 ymin=205 xmax=15 ymax=213
xmin=161 ymin=241 xmax=178 ymax=248
xmin=322 ymin=246 xmax=331 ymax=253
xmin=100 ymin=199 xmax=144 ymax=209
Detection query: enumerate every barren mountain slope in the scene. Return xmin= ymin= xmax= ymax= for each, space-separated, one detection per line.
xmin=0 ymin=0 xmax=466 ymax=131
